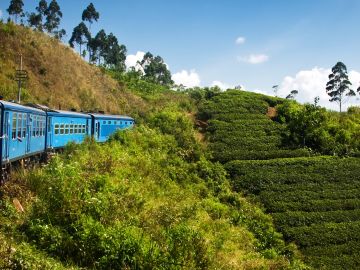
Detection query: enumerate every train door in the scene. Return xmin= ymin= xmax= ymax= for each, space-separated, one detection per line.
xmin=47 ymin=117 xmax=52 ymax=148
xmin=4 ymin=112 xmax=10 ymax=160
xmin=95 ymin=121 xmax=100 ymax=140
xmin=26 ymin=113 xmax=31 ymax=154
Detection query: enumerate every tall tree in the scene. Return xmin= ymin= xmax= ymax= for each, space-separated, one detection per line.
xmin=28 ymin=0 xmax=48 ymax=31
xmin=326 ymin=62 xmax=355 ymax=112
xmin=139 ymin=52 xmax=173 ymax=85
xmin=103 ymin=33 xmax=127 ymax=71
xmin=44 ymin=0 xmax=62 ymax=34
xmin=88 ymin=29 xmax=107 ymax=64
xmin=69 ymin=22 xmax=91 ymax=56
xmin=82 ymin=3 xmax=99 ymax=32
xmin=7 ymin=0 xmax=24 ymax=23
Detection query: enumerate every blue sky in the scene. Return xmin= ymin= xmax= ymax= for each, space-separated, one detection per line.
xmin=1 ymin=0 xmax=360 ymax=109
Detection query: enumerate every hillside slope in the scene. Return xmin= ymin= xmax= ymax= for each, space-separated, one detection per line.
xmin=198 ymin=89 xmax=360 ymax=269
xmin=0 ymin=22 xmax=142 ymax=114
xmin=0 ymin=23 xmax=307 ymax=269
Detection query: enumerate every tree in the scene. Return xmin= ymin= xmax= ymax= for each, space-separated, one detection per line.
xmin=69 ymin=22 xmax=91 ymax=56
xmin=103 ymin=33 xmax=127 ymax=71
xmin=81 ymin=3 xmax=99 ymax=32
xmin=27 ymin=0 xmax=48 ymax=31
xmin=286 ymin=90 xmax=299 ymax=100
xmin=7 ymin=0 xmax=24 ymax=23
xmin=44 ymin=0 xmax=62 ymax=34
xmin=272 ymin=85 xmax=279 ymax=97
xmin=88 ymin=29 xmax=107 ymax=64
xmin=28 ymin=12 xmax=42 ymax=30
xmin=139 ymin=52 xmax=173 ymax=85
xmin=326 ymin=62 xmax=355 ymax=112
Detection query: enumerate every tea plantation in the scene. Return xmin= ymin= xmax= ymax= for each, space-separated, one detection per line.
xmin=198 ymin=89 xmax=360 ymax=269
xmin=226 ymin=157 xmax=360 ymax=269
xmin=197 ymin=90 xmax=310 ymax=162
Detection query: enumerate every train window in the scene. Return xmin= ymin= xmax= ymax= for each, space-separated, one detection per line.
xmin=55 ymin=124 xmax=59 ymax=135
xmin=36 ymin=116 xmax=40 ymax=136
xmin=82 ymin=124 xmax=86 ymax=134
xmin=42 ymin=117 xmax=45 ymax=136
xmin=22 ymin=114 xmax=26 ymax=137
xmin=60 ymin=124 xmax=64 ymax=135
xmin=65 ymin=124 xmax=69 ymax=134
xmin=114 ymin=121 xmax=117 ymax=125
xmin=103 ymin=121 xmax=106 ymax=124
xmin=74 ymin=124 xmax=78 ymax=134
xmin=32 ymin=116 xmax=36 ymax=137
xmin=108 ymin=120 xmax=111 ymax=125
xmin=39 ymin=118 xmax=42 ymax=136
xmin=12 ymin=113 xmax=17 ymax=139
xmin=120 ymin=121 xmax=123 ymax=125
xmin=16 ymin=113 xmax=22 ymax=138
xmin=70 ymin=124 xmax=74 ymax=134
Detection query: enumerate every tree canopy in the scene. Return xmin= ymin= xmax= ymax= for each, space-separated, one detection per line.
xmin=139 ymin=52 xmax=173 ymax=85
xmin=81 ymin=3 xmax=99 ymax=31
xmin=103 ymin=33 xmax=127 ymax=71
xmin=27 ymin=0 xmax=47 ymax=31
xmin=7 ymin=0 xmax=24 ymax=23
xmin=44 ymin=0 xmax=62 ymax=34
xmin=69 ymin=22 xmax=91 ymax=56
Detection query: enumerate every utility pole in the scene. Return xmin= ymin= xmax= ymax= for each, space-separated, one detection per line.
xmin=15 ymin=53 xmax=28 ymax=104
xmin=18 ymin=53 xmax=22 ymax=103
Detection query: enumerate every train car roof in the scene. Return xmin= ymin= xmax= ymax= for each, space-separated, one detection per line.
xmin=89 ymin=113 xmax=134 ymax=121
xmin=47 ymin=110 xmax=92 ymax=118
xmin=0 ymin=100 xmax=46 ymax=114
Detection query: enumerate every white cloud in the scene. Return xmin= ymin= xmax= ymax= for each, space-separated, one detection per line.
xmin=172 ymin=70 xmax=201 ymax=88
xmin=235 ymin=36 xmax=246 ymax=45
xmin=238 ymin=54 xmax=269 ymax=64
xmin=211 ymin=80 xmax=233 ymax=90
xmin=278 ymin=67 xmax=360 ymax=111
xmin=125 ymin=51 xmax=145 ymax=71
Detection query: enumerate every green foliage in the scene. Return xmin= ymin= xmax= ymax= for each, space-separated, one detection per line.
xmin=196 ymin=90 xmax=309 ymax=162
xmin=0 ymin=126 xmax=304 ymax=269
xmin=139 ymin=52 xmax=173 ymax=86
xmin=277 ymin=100 xmax=360 ymax=156
xmin=69 ymin=22 xmax=91 ymax=55
xmin=226 ymin=157 xmax=360 ymax=269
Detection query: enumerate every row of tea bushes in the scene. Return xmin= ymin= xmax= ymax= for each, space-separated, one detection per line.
xmin=225 ymin=156 xmax=360 ymax=269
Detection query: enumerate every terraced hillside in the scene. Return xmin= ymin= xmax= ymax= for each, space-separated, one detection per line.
xmin=198 ymin=90 xmax=309 ymax=162
xmin=226 ymin=157 xmax=360 ymax=269
xmin=198 ymin=89 xmax=360 ymax=269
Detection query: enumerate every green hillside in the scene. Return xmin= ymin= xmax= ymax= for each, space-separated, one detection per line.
xmin=197 ymin=90 xmax=311 ymax=162
xmin=197 ymin=89 xmax=360 ymax=269
xmin=226 ymin=157 xmax=360 ymax=269
xmin=0 ymin=23 xmax=306 ymax=269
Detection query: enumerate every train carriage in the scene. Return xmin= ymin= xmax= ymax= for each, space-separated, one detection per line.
xmin=0 ymin=101 xmax=135 ymax=182
xmin=89 ymin=113 xmax=135 ymax=142
xmin=0 ymin=101 xmax=46 ymax=164
xmin=46 ymin=110 xmax=92 ymax=149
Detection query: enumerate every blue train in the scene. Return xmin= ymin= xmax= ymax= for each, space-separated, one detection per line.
xmin=0 ymin=101 xmax=134 ymax=181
